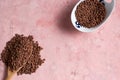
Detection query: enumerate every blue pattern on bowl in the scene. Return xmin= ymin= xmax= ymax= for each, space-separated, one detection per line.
xmin=99 ymin=0 xmax=105 ymax=5
xmin=75 ymin=21 xmax=81 ymax=28
xmin=99 ymin=0 xmax=104 ymax=2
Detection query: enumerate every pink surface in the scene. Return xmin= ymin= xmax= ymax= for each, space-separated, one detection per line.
xmin=0 ymin=0 xmax=120 ymax=80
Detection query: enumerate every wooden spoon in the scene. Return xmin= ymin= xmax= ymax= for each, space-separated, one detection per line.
xmin=5 ymin=51 xmax=32 ymax=80
xmin=6 ymin=67 xmax=21 ymax=80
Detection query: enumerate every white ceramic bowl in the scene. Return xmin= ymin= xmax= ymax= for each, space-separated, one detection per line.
xmin=71 ymin=0 xmax=115 ymax=32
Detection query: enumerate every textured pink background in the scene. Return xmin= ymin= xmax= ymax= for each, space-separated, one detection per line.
xmin=0 ymin=0 xmax=120 ymax=80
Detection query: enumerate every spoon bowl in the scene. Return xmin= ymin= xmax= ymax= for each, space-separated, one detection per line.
xmin=71 ymin=0 xmax=115 ymax=32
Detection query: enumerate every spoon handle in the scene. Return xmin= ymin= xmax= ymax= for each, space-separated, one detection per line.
xmin=6 ymin=68 xmax=17 ymax=80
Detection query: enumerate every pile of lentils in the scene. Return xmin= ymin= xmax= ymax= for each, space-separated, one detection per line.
xmin=75 ymin=0 xmax=106 ymax=28
xmin=1 ymin=34 xmax=45 ymax=75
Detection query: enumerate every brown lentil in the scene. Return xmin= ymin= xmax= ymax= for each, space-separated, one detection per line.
xmin=75 ymin=0 xmax=106 ymax=28
xmin=1 ymin=34 xmax=45 ymax=75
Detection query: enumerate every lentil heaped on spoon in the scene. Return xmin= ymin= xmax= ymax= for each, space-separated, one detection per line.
xmin=1 ymin=34 xmax=45 ymax=75
xmin=75 ymin=0 xmax=106 ymax=28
